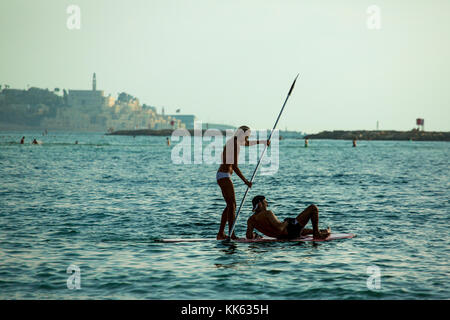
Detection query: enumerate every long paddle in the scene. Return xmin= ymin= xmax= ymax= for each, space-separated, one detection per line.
xmin=227 ymin=74 xmax=299 ymax=240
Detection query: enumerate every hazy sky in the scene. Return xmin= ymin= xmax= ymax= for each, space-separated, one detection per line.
xmin=1 ymin=0 xmax=449 ymax=132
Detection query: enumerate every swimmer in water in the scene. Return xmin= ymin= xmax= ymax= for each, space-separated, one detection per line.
xmin=20 ymin=136 xmax=25 ymax=144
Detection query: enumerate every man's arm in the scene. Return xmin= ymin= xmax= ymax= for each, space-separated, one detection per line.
xmin=246 ymin=217 xmax=257 ymax=239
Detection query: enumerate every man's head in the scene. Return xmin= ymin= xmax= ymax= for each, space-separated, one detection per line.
xmin=252 ymin=195 xmax=267 ymax=212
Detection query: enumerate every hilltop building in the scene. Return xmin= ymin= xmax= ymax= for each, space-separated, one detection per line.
xmin=67 ymin=73 xmax=107 ymax=110
xmin=1 ymin=74 xmax=199 ymax=132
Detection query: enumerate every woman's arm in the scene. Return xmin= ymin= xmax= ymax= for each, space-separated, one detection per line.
xmin=232 ymin=163 xmax=252 ymax=187
xmin=232 ymin=137 xmax=252 ymax=187
xmin=245 ymin=139 xmax=270 ymax=147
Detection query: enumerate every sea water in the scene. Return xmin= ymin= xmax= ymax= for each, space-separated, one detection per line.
xmin=0 ymin=132 xmax=448 ymax=299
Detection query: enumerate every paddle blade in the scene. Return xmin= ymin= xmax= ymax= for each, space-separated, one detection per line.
xmin=288 ymin=73 xmax=299 ymax=96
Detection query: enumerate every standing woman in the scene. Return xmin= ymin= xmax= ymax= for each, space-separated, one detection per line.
xmin=216 ymin=125 xmax=270 ymax=240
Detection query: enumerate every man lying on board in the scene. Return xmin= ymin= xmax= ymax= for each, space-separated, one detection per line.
xmin=246 ymin=195 xmax=331 ymax=240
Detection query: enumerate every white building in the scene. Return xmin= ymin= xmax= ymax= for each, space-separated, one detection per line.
xmin=67 ymin=73 xmax=106 ymax=109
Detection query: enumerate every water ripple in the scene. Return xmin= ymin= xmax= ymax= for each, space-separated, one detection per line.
xmin=0 ymin=133 xmax=449 ymax=299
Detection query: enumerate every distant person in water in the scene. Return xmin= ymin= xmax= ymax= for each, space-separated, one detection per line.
xmin=216 ymin=125 xmax=270 ymax=240
xmin=20 ymin=136 xmax=25 ymax=144
xmin=32 ymin=139 xmax=38 ymax=145
xmin=246 ymin=195 xmax=331 ymax=240
xmin=75 ymin=141 xmax=78 ymax=145
xmin=353 ymin=138 xmax=357 ymax=147
xmin=166 ymin=137 xmax=170 ymax=146
xmin=304 ymin=138 xmax=308 ymax=148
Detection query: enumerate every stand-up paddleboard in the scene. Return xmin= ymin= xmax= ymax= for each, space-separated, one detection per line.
xmin=158 ymin=233 xmax=355 ymax=243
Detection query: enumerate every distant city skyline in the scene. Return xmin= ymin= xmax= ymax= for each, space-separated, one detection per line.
xmin=1 ymin=0 xmax=449 ymax=133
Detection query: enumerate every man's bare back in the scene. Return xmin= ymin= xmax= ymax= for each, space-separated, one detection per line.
xmin=247 ymin=210 xmax=288 ymax=238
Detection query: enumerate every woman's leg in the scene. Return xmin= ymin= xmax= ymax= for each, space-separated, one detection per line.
xmin=217 ymin=178 xmax=236 ymax=239
xmin=218 ymin=206 xmax=228 ymax=237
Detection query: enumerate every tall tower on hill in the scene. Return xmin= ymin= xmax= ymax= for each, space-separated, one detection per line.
xmin=92 ymin=73 xmax=97 ymax=91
